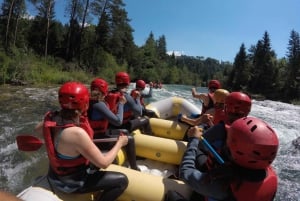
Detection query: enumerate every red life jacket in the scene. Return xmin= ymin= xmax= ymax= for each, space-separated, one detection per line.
xmin=122 ymin=103 xmax=133 ymax=124
xmin=130 ymin=89 xmax=145 ymax=107
xmin=88 ymin=100 xmax=109 ymax=135
xmin=105 ymin=90 xmax=122 ymax=114
xmin=230 ymin=166 xmax=277 ymax=201
xmin=43 ymin=111 xmax=94 ymax=176
xmin=213 ymin=105 xmax=226 ymax=125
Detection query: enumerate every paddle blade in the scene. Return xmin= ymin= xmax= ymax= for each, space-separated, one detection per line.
xmin=16 ymin=135 xmax=44 ymax=151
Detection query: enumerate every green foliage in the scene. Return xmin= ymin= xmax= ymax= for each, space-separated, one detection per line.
xmin=0 ymin=0 xmax=299 ymax=104
xmin=0 ymin=51 xmax=10 ymax=84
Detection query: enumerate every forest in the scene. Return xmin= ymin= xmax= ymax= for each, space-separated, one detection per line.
xmin=0 ymin=0 xmax=299 ymax=103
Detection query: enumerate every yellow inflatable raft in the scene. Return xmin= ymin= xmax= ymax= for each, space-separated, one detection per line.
xmin=145 ymin=96 xmax=201 ymax=140
xmin=146 ymin=96 xmax=201 ymax=119
xmin=18 ymin=164 xmax=191 ymax=201
xmin=134 ymin=130 xmax=187 ymax=165
xmin=18 ymin=131 xmax=191 ymax=201
xmin=17 ymin=97 xmax=201 ymax=201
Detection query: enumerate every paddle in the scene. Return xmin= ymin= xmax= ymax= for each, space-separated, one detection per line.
xmin=199 ymin=136 xmax=225 ymax=164
xmin=16 ymin=135 xmax=118 ymax=152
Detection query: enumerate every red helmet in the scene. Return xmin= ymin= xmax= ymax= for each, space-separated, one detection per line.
xmin=225 ymin=92 xmax=251 ymax=116
xmin=136 ymin=79 xmax=146 ymax=89
xmin=208 ymin=80 xmax=221 ymax=89
xmin=90 ymin=78 xmax=108 ymax=96
xmin=115 ymin=72 xmax=130 ymax=85
xmin=226 ymin=117 xmax=279 ymax=169
xmin=59 ymin=82 xmax=89 ymax=112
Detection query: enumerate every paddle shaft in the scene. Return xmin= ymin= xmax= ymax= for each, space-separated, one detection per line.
xmin=93 ymin=138 xmax=118 ymax=143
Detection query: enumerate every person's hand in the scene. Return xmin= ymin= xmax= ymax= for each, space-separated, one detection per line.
xmin=118 ymin=135 xmax=128 ymax=147
xmin=181 ymin=114 xmax=188 ymax=122
xmin=187 ymin=126 xmax=203 ymax=138
xmin=201 ymin=114 xmax=214 ymax=126
xmin=132 ymin=90 xmax=141 ymax=99
xmin=118 ymin=95 xmax=127 ymax=104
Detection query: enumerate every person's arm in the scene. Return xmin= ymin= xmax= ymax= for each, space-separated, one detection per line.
xmin=125 ymin=93 xmax=142 ymax=116
xmin=70 ymin=127 xmax=128 ymax=169
xmin=0 ymin=191 xmax=22 ymax=201
xmin=180 ymin=114 xmax=214 ymax=126
xmin=191 ymin=88 xmax=209 ymax=104
xmin=142 ymin=86 xmax=152 ymax=98
xmin=95 ymin=102 xmax=124 ymax=126
xmin=179 ymin=127 xmax=229 ymax=200
xmin=180 ymin=114 xmax=199 ymax=126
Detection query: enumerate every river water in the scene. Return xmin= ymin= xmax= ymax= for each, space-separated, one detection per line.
xmin=0 ymin=84 xmax=299 ymax=200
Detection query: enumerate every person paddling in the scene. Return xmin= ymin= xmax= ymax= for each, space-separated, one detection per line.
xmin=166 ymin=116 xmax=279 ymax=201
xmin=87 ymin=78 xmax=139 ymax=170
xmin=39 ymin=81 xmax=129 ymax=201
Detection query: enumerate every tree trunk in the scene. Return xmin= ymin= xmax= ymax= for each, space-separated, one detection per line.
xmin=77 ymin=0 xmax=90 ymax=66
xmin=13 ymin=14 xmax=20 ymax=47
xmin=66 ymin=0 xmax=78 ymax=61
xmin=45 ymin=0 xmax=53 ymax=58
xmin=5 ymin=0 xmax=15 ymax=48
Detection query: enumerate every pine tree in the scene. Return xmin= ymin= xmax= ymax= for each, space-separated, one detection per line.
xmin=249 ymin=31 xmax=277 ymax=95
xmin=156 ymin=35 xmax=167 ymax=60
xmin=285 ymin=30 xmax=300 ymax=100
xmin=229 ymin=43 xmax=250 ymax=90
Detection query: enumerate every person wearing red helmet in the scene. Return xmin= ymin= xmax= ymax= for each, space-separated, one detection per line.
xmin=131 ymin=79 xmax=156 ymax=118
xmin=191 ymin=79 xmax=222 ymax=115
xmin=106 ymin=72 xmax=151 ymax=133
xmin=167 ymin=91 xmax=253 ymax=200
xmin=224 ymin=91 xmax=251 ymax=124
xmin=37 ymin=82 xmax=129 ymax=201
xmin=87 ymin=78 xmax=139 ymax=170
xmin=105 ymin=72 xmax=142 ymax=121
xmin=166 ymin=116 xmax=278 ymax=201
xmin=131 ymin=80 xmax=147 ymax=105
xmin=194 ymin=92 xmax=252 ymax=169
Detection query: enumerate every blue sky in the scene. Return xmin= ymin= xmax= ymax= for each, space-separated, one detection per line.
xmin=124 ymin=0 xmax=300 ymax=62
xmin=4 ymin=0 xmax=300 ymax=62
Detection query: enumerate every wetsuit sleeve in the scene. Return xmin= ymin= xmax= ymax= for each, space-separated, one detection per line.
xmin=125 ymin=93 xmax=142 ymax=116
xmin=96 ymin=102 xmax=123 ymax=126
xmin=179 ymin=137 xmax=229 ymax=200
